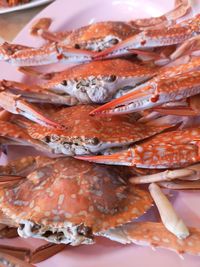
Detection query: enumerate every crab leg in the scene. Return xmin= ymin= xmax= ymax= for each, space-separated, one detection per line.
xmin=130 ymin=169 xmax=196 ymax=184
xmin=30 ymin=243 xmax=66 ymax=264
xmin=149 ymin=183 xmax=189 ymax=239
xmin=0 ymin=91 xmax=61 ymax=128
xmin=0 ymin=245 xmax=30 ymax=262
xmin=94 ymin=13 xmax=200 ymax=60
xmin=30 ymin=17 xmax=52 ymax=36
xmin=76 ymin=143 xmax=200 ymax=168
xmin=0 ymin=42 xmax=94 ymax=66
xmin=0 ymin=243 xmax=66 ymax=264
xmin=76 ymin=127 xmax=200 ymax=168
xmin=122 ymin=221 xmax=200 ymax=256
xmin=1 ymin=80 xmax=78 ymax=106
xmin=0 ymin=225 xmax=18 ymax=238
xmin=130 ymin=163 xmax=200 ymax=184
xmin=90 ymin=69 xmax=200 ymax=115
xmin=170 ymin=35 xmax=200 ymax=61
xmin=129 ymin=0 xmax=191 ymax=30
xmin=0 ymin=252 xmax=34 ymax=267
xmin=159 ymin=180 xmax=200 ymax=190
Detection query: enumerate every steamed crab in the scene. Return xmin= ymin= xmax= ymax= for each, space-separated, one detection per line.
xmin=0 ymin=156 xmax=200 ymax=267
xmin=31 ymin=0 xmax=190 ymax=51
xmin=20 ymin=58 xmax=157 ymax=104
xmin=0 ymin=1 xmax=191 ymax=66
xmin=0 ymin=105 xmax=169 ymax=156
xmin=25 ymin=105 xmax=170 ymax=155
xmin=0 ymin=156 xmax=152 ymax=245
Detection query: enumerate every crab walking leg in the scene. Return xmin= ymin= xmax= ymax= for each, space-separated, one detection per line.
xmin=170 ymin=35 xmax=200 ymax=61
xmin=30 ymin=243 xmax=66 ymax=264
xmin=94 ymin=13 xmax=200 ymax=60
xmin=149 ymin=183 xmax=189 ymax=239
xmin=0 ymin=252 xmax=35 ymax=267
xmin=159 ymin=180 xmax=200 ymax=190
xmin=122 ymin=222 xmax=200 ymax=256
xmin=0 ymin=245 xmax=30 ymax=262
xmin=130 ymin=169 xmax=195 ymax=184
xmin=0 ymin=91 xmax=62 ymax=128
xmin=0 ymin=243 xmax=66 ymax=264
xmin=130 ymin=163 xmax=200 ymax=184
xmin=30 ymin=17 xmax=52 ymax=36
xmin=0 ymin=42 xmax=94 ymax=66
xmin=129 ymin=0 xmax=191 ymax=30
xmin=90 ymin=69 xmax=200 ymax=116
xmin=0 ymin=225 xmax=18 ymax=238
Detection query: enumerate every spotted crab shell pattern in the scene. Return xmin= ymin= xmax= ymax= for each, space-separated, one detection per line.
xmin=0 ymin=157 xmax=152 ymax=233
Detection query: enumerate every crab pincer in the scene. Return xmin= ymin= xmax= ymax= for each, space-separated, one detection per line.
xmin=0 ymin=89 xmax=62 ymax=128
xmin=0 ymin=42 xmax=94 ymax=66
xmin=90 ymin=69 xmax=200 ymax=116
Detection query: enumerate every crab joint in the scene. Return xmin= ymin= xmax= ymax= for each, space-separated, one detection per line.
xmin=149 ymin=183 xmax=189 ymax=239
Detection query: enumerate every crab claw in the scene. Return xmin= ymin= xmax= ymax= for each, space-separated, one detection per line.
xmin=0 ymin=91 xmax=61 ymax=128
xmin=0 ymin=42 xmax=94 ymax=66
xmin=90 ymin=70 xmax=200 ymax=115
xmin=94 ymin=13 xmax=200 ymax=60
xmin=90 ymin=86 xmax=152 ymax=115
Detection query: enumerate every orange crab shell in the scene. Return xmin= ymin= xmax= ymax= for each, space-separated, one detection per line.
xmin=27 ymin=105 xmax=167 ymax=149
xmin=44 ymin=58 xmax=156 ymax=88
xmin=0 ymin=157 xmax=152 ymax=233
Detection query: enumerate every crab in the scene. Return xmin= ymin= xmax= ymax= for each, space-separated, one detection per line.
xmin=23 ymin=105 xmax=171 ymax=156
xmin=94 ymin=11 xmax=200 ymax=60
xmin=0 ymin=156 xmax=200 ymax=266
xmin=0 ymin=156 xmax=152 ymax=244
xmin=0 ymin=1 xmax=190 ymax=66
xmin=76 ymin=126 xmax=200 ymax=169
xmin=31 ymin=0 xmax=190 ymax=51
xmin=19 ymin=58 xmax=158 ymax=104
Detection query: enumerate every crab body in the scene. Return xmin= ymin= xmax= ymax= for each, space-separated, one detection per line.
xmin=0 ymin=156 xmax=152 ymax=245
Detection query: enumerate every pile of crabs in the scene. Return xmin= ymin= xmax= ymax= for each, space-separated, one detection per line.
xmin=1 ymin=0 xmax=200 ymax=265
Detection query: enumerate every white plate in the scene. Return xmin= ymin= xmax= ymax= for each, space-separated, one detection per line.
xmin=0 ymin=0 xmax=53 ymax=14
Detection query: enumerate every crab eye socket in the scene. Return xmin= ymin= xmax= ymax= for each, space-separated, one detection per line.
xmin=19 ymin=224 xmax=25 ymax=230
xmin=110 ymin=38 xmax=119 ymax=45
xmin=61 ymin=80 xmax=68 ymax=86
xmin=74 ymin=43 xmax=80 ymax=49
xmin=106 ymin=75 xmax=117 ymax=82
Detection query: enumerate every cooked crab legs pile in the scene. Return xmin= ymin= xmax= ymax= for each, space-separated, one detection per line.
xmin=1 ymin=0 xmax=200 ymax=266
